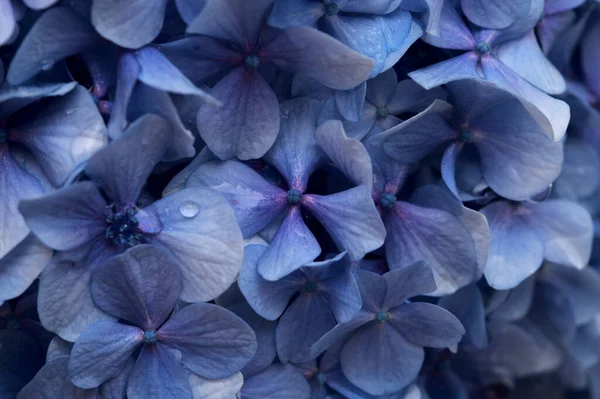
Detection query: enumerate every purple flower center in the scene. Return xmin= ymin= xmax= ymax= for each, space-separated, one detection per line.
xmin=324 ymin=2 xmax=339 ymax=16
xmin=287 ymin=189 xmax=302 ymax=205
xmin=377 ymin=106 xmax=389 ymax=118
xmin=105 ymin=208 xmax=144 ymax=247
xmin=143 ymin=330 xmax=157 ymax=344
xmin=316 ymin=371 xmax=327 ymax=385
xmin=380 ymin=193 xmax=396 ymax=210
xmin=460 ymin=130 xmax=473 ymax=143
xmin=0 ymin=128 xmax=7 ymax=144
xmin=244 ymin=55 xmax=260 ymax=69
xmin=376 ymin=311 xmax=388 ymax=323
xmin=304 ymin=281 xmax=317 ymax=293
xmin=6 ymin=316 xmax=20 ymax=330
xmin=475 ymin=41 xmax=491 ymax=54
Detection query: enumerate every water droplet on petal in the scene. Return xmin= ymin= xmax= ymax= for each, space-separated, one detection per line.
xmin=178 ymin=201 xmax=199 ymax=218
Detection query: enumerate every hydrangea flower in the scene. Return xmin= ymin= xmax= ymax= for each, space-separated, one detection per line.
xmin=408 ymin=2 xmax=570 ymax=140
xmin=239 ymin=247 xmax=362 ymax=363
xmin=310 ymin=263 xmax=465 ymax=396
xmin=383 ymin=79 xmax=564 ymax=201
xmin=184 ymin=97 xmax=385 ymax=281
xmin=67 ymin=245 xmax=257 ymax=398
xmin=160 ymin=0 xmax=375 ymax=160
xmin=19 ymin=114 xmax=243 ymax=340
xmin=0 ymin=0 xmax=61 ymax=46
xmin=268 ymin=0 xmax=423 ymax=78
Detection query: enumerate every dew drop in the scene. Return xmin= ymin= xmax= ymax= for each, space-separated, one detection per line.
xmin=179 ymin=201 xmax=199 ymax=218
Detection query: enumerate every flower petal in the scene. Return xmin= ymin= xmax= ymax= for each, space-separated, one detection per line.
xmin=238 ymin=245 xmax=303 ymax=320
xmin=582 ymin=22 xmax=600 ymax=98
xmin=0 ymin=0 xmax=16 ymax=47
xmin=158 ymin=302 xmax=257 ymax=379
xmin=7 ymin=6 xmax=101 ymax=85
xmin=460 ymin=0 xmax=529 ymax=29
xmin=303 ymin=186 xmax=386 ymax=261
xmin=126 ymin=343 xmax=192 ymax=399
xmin=318 ymin=264 xmax=362 ymax=323
xmin=241 ymin=364 xmax=311 ymax=399
xmin=408 ymin=52 xmax=480 ymax=90
xmin=262 ymin=26 xmax=374 ymax=91
xmin=69 ymin=321 xmax=143 ymax=389
xmin=438 ymin=284 xmax=488 ymax=349
xmin=140 ymin=187 xmax=244 ymax=302
xmin=85 ymin=114 xmax=170 ymax=207
xmin=421 ymin=2 xmax=475 ymax=50
xmin=107 ymin=53 xmax=140 ymax=139
xmin=189 ymin=372 xmax=243 ymax=399
xmin=310 ymin=310 xmax=374 ymax=358
xmin=91 ymin=245 xmax=182 ymax=330
xmin=91 ymin=0 xmax=169 ymax=49
xmin=175 ymin=0 xmax=207 ymax=24
xmin=340 ymin=323 xmax=424 ymax=396
xmin=335 ymin=81 xmax=367 ymax=122
xmin=196 ymin=67 xmax=279 ymax=160
xmin=268 ymin=0 xmax=324 ymax=29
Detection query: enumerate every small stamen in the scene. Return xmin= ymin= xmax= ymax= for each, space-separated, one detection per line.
xmin=287 ymin=189 xmax=302 ymax=205
xmin=380 ymin=193 xmax=397 ymax=210
xmin=143 ymin=330 xmax=157 ymax=344
xmin=475 ymin=41 xmax=491 ymax=54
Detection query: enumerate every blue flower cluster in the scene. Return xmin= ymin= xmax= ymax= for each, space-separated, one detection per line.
xmin=1 ymin=0 xmax=600 ymax=398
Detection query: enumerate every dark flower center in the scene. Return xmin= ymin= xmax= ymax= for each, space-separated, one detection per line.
xmin=460 ymin=130 xmax=473 ymax=143
xmin=324 ymin=2 xmax=339 ymax=16
xmin=376 ymin=106 xmax=389 ymax=118
xmin=375 ymin=311 xmax=388 ymax=323
xmin=315 ymin=371 xmax=327 ymax=385
xmin=475 ymin=41 xmax=491 ymax=54
xmin=0 ymin=128 xmax=7 ymax=145
xmin=6 ymin=316 xmax=20 ymax=330
xmin=105 ymin=208 xmax=144 ymax=247
xmin=380 ymin=193 xmax=397 ymax=210
xmin=244 ymin=55 xmax=260 ymax=69
xmin=287 ymin=189 xmax=302 ymax=205
xmin=143 ymin=330 xmax=157 ymax=344
xmin=304 ymin=281 xmax=317 ymax=293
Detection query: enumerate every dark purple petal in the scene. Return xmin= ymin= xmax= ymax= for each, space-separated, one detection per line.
xmin=268 ymin=0 xmax=324 ymax=29
xmin=524 ymin=200 xmax=593 ymax=269
xmin=496 ymin=31 xmax=566 ymax=94
xmin=127 ymin=84 xmax=195 ymax=162
xmin=310 ymin=311 xmax=373 ymax=357
xmin=408 ymin=52 xmax=480 ymax=89
xmin=0 ymin=147 xmax=51 ymax=259
xmin=383 ymin=100 xmax=456 ymax=163
xmin=135 ymin=47 xmax=219 ymax=106
xmin=158 ymin=302 xmax=257 ymax=379
xmin=242 ymin=364 xmax=311 ymax=399
xmin=126 ymin=343 xmax=193 ymax=399
xmin=537 ymin=11 xmax=575 ymax=53
xmin=421 ymin=2 xmax=475 ymax=50
xmin=19 ymin=182 xmax=107 ymax=251
xmin=175 ymin=0 xmax=207 ymax=24
xmin=335 ymin=82 xmax=367 ymax=122
xmin=486 ymin=275 xmax=535 ymax=322
xmin=107 ymin=53 xmax=140 ymax=139
xmin=384 ymin=201 xmax=479 ymax=295
xmin=388 ymin=302 xmax=464 ymax=348
xmin=318 ymin=265 xmax=362 ymax=323
xmin=91 ymin=0 xmax=169 ymax=49
xmin=163 ymin=147 xmax=217 ymax=197
xmin=0 ymin=82 xmax=78 ymax=120
xmin=340 ymin=323 xmax=424 ymax=396
xmin=303 ymin=186 xmax=386 ymax=261
xmin=139 ymin=187 xmax=244 ymax=302
xmin=480 ymin=201 xmax=544 ymax=290
xmin=354 ymin=270 xmax=387 ymax=313
xmin=9 ymin=85 xmax=107 ymax=186
xmin=238 ymin=245 xmax=303 ymax=320
xmin=7 ymin=7 xmax=101 ymax=85
xmin=257 ymin=206 xmax=321 ymax=281
xmin=18 ymin=356 xmax=97 ymax=399
xmin=382 ymin=262 xmax=437 ymax=307
xmin=386 ymin=79 xmax=447 ymax=115
xmin=315 ymin=120 xmax=373 ymax=189
xmin=438 ymin=284 xmax=488 ymax=350
xmin=91 ymin=245 xmax=182 ymax=330
xmin=187 ymin=0 xmax=272 ymax=46
xmin=460 ymin=0 xmax=529 ymax=29
xmin=339 ymin=0 xmax=402 ymax=14
xmin=98 ymin=357 xmax=134 ymax=399
xmin=366 ymin=68 xmax=398 ymax=107
xmin=277 ymin=293 xmax=336 ymax=363
xmin=68 ymin=321 xmax=143 ymax=389
xmin=196 ymin=67 xmax=280 ymax=160
xmin=85 ymin=114 xmax=170 ymax=207
xmin=582 ymin=22 xmax=600 ymax=98
xmin=440 ymin=141 xmax=464 ymax=199
xmin=262 ymin=26 xmax=374 ymax=91
xmin=187 ymin=160 xmax=287 ymax=237
xmin=264 ymin=97 xmax=324 ymax=191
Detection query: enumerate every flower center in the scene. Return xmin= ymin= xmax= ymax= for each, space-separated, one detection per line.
xmin=6 ymin=316 xmax=20 ymax=330
xmin=143 ymin=330 xmax=157 ymax=344
xmin=475 ymin=41 xmax=491 ymax=54
xmin=460 ymin=130 xmax=473 ymax=143
xmin=324 ymin=2 xmax=339 ymax=16
xmin=244 ymin=55 xmax=260 ymax=69
xmin=376 ymin=106 xmax=389 ymax=118
xmin=287 ymin=189 xmax=302 ymax=205
xmin=376 ymin=311 xmax=388 ymax=323
xmin=380 ymin=193 xmax=397 ymax=210
xmin=304 ymin=281 xmax=317 ymax=293
xmin=105 ymin=208 xmax=144 ymax=247
xmin=315 ymin=371 xmax=327 ymax=385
